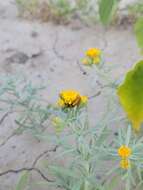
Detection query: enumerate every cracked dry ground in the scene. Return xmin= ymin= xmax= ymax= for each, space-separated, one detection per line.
xmin=0 ymin=0 xmax=142 ymax=190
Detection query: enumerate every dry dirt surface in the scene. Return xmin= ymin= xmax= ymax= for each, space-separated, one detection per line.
xmin=0 ymin=0 xmax=141 ymax=190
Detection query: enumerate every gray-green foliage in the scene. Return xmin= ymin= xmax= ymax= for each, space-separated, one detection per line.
xmin=0 ymin=75 xmax=90 ymax=137
xmin=32 ymin=114 xmax=112 ymax=190
xmin=12 ymin=55 xmax=121 ymax=189
xmin=3 ymin=59 xmax=143 ymax=190
xmin=4 ymin=64 xmax=143 ymax=190
xmin=100 ymin=125 xmax=143 ymax=189
xmin=32 ymin=117 xmax=143 ymax=190
xmin=0 ymin=75 xmax=52 ymax=135
xmin=17 ymin=119 xmax=143 ymax=189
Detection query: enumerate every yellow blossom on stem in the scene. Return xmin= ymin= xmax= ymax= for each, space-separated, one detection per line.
xmin=60 ymin=90 xmax=80 ymax=106
xmin=58 ymin=90 xmax=88 ymax=108
xmin=120 ymin=159 xmax=130 ymax=169
xmin=82 ymin=48 xmax=102 ymax=66
xmin=86 ymin=48 xmax=101 ymax=58
xmin=118 ymin=145 xmax=132 ymax=159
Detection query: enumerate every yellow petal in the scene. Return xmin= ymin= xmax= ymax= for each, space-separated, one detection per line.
xmin=86 ymin=48 xmax=101 ymax=58
xmin=118 ymin=145 xmax=132 ymax=158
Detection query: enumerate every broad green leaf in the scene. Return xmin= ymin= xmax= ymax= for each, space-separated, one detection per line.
xmin=135 ymin=17 xmax=143 ymax=52
xmin=117 ymin=60 xmax=143 ymax=131
xmin=15 ymin=171 xmax=30 ymax=190
xmin=99 ymin=0 xmax=117 ymax=25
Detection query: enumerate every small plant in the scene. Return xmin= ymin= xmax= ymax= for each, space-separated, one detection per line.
xmin=128 ymin=1 xmax=143 ymax=19
xmin=16 ymin=0 xmax=39 ymax=17
xmin=82 ymin=48 xmax=102 ymax=66
xmin=1 ymin=49 xmax=143 ymax=190
xmin=0 ymin=75 xmax=53 ymax=136
xmin=47 ymin=0 xmax=76 ymax=23
xmin=15 ymin=0 xmax=76 ymax=23
xmin=15 ymin=0 xmax=100 ymax=24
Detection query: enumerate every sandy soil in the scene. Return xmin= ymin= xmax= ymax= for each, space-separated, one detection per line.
xmin=0 ymin=0 xmax=141 ymax=189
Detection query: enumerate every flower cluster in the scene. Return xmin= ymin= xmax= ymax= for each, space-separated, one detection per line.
xmin=82 ymin=48 xmax=101 ymax=66
xmin=57 ymin=90 xmax=88 ymax=108
xmin=118 ymin=145 xmax=132 ymax=169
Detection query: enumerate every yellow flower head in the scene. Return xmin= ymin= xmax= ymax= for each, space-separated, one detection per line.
xmin=86 ymin=48 xmax=101 ymax=58
xmin=120 ymin=159 xmax=130 ymax=170
xmin=118 ymin=145 xmax=132 ymax=159
xmin=83 ymin=48 xmax=101 ymax=66
xmin=60 ymin=90 xmax=80 ymax=106
xmin=58 ymin=90 xmax=88 ymax=108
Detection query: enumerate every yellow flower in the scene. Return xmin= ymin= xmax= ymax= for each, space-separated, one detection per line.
xmin=86 ymin=48 xmax=101 ymax=58
xmin=120 ymin=159 xmax=130 ymax=169
xmin=83 ymin=48 xmax=101 ymax=66
xmin=60 ymin=90 xmax=80 ymax=106
xmin=58 ymin=90 xmax=87 ymax=108
xmin=118 ymin=145 xmax=132 ymax=159
xmin=93 ymin=57 xmax=100 ymax=64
